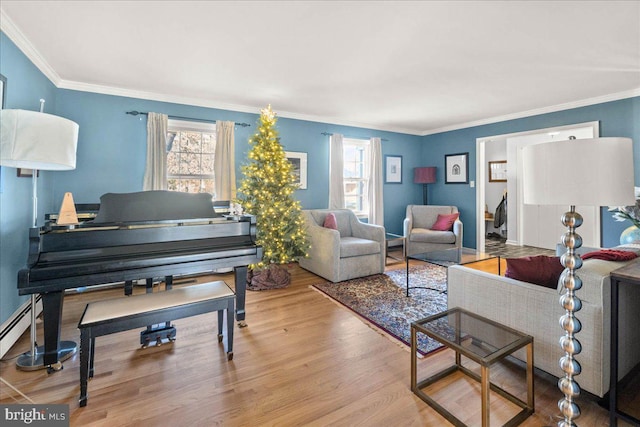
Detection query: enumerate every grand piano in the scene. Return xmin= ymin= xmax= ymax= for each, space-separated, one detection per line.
xmin=18 ymin=191 xmax=262 ymax=370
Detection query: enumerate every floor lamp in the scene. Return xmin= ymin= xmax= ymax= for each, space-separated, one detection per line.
xmin=414 ymin=167 xmax=436 ymax=205
xmin=522 ymin=137 xmax=634 ymax=427
xmin=0 ymin=107 xmax=79 ymax=371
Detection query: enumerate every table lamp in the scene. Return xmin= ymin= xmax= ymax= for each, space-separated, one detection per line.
xmin=414 ymin=167 xmax=437 ymax=205
xmin=1 ymin=107 xmax=79 ymax=370
xmin=522 ymin=137 xmax=634 ymax=426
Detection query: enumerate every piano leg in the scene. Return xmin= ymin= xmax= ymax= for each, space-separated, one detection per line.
xmin=41 ymin=291 xmax=76 ymax=371
xmin=142 ymin=278 xmax=155 ymax=345
xmin=234 ymin=266 xmax=247 ymax=327
xmin=164 ymin=276 xmax=173 ymax=331
xmin=124 ymin=280 xmax=133 ymax=296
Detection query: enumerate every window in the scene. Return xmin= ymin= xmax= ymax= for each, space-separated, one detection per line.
xmin=166 ymin=120 xmax=216 ymax=194
xmin=343 ymin=138 xmax=370 ymax=215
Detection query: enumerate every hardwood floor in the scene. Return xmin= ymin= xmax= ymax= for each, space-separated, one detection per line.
xmin=0 ymin=260 xmax=613 ymax=426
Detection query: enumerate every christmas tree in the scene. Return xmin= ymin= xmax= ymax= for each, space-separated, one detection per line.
xmin=236 ymin=105 xmax=309 ymax=281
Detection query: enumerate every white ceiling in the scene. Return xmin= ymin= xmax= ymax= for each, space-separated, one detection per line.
xmin=1 ymin=1 xmax=639 ymax=136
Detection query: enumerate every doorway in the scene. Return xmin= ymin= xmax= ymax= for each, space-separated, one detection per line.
xmin=476 ymin=121 xmax=600 ymax=252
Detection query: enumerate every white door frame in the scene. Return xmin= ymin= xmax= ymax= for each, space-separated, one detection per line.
xmin=476 ymin=139 xmax=487 ymax=251
xmin=475 ymin=121 xmax=600 ymax=251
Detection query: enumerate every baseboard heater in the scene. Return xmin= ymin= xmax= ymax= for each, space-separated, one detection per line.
xmin=0 ymin=296 xmax=43 ymax=359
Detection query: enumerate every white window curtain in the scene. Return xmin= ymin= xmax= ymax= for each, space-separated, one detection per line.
xmin=367 ymin=137 xmax=384 ymax=225
xmin=143 ymin=112 xmax=168 ymax=191
xmin=214 ymin=121 xmax=236 ymax=200
xmin=328 ymin=133 xmax=345 ymax=209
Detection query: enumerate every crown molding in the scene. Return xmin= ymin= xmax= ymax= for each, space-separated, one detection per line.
xmin=58 ymin=79 xmax=424 ymax=136
xmin=2 ymin=8 xmax=637 ymax=138
xmin=250 ymin=109 xmax=423 ymax=136
xmin=46 ymin=76 xmax=640 ymax=138
xmin=0 ymin=10 xmax=62 ymax=86
xmin=420 ymin=88 xmax=640 ymax=136
xmin=58 ymin=79 xmax=263 ymax=115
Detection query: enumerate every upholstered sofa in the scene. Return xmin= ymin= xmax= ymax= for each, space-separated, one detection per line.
xmin=403 ymin=205 xmax=463 ymax=256
xmin=298 ymin=209 xmax=385 ymax=282
xmin=447 ymin=245 xmax=640 ymax=398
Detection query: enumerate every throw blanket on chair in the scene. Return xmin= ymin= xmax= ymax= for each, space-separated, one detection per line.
xmin=581 ymin=249 xmax=638 ymax=261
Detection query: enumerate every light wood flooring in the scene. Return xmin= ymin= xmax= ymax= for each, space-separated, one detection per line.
xmin=0 ymin=258 xmax=615 ymax=426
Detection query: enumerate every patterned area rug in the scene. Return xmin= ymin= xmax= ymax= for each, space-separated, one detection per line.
xmin=312 ymin=264 xmax=447 ymax=355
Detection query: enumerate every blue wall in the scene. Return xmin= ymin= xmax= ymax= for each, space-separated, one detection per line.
xmin=1 ymin=28 xmax=639 ymax=327
xmin=52 ymin=89 xmax=423 ymax=231
xmin=0 ymin=32 xmax=58 ymax=325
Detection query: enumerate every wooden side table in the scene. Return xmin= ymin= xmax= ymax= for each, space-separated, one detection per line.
xmin=609 ymin=260 xmax=640 ymax=426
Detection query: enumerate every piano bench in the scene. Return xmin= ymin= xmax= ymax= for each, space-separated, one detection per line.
xmin=77 ymin=280 xmax=235 ymax=407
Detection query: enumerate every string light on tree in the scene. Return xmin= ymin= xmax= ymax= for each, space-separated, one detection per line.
xmin=236 ymin=105 xmax=310 ymax=289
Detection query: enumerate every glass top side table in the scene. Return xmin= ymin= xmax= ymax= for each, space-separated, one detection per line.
xmin=411 ymin=307 xmax=534 ymax=426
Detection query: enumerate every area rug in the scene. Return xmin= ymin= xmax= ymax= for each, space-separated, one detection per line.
xmin=312 ymin=264 xmax=447 ymax=355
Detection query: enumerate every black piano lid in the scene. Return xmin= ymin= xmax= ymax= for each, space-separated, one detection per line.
xmin=19 ymin=214 xmax=261 ymax=293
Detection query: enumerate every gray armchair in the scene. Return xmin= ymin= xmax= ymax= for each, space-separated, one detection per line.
xmin=298 ymin=209 xmax=385 ymax=282
xmin=403 ymin=205 xmax=463 ymax=256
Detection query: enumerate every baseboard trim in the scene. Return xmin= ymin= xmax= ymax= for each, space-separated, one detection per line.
xmin=0 ymin=296 xmax=43 ymax=359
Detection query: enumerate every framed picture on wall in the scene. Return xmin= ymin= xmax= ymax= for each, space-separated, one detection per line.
xmin=488 ymin=160 xmax=507 ymax=182
xmin=445 ymin=152 xmax=469 ymax=184
xmin=285 ymin=151 xmax=308 ymax=189
xmin=0 ymin=74 xmax=6 ymax=108
xmin=385 ymin=155 xmax=402 ymax=183
xmin=17 ymin=168 xmax=39 ymax=178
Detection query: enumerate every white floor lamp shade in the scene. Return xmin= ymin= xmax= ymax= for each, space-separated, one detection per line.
xmin=0 ymin=109 xmax=79 ymax=371
xmin=1 ymin=109 xmax=78 ymax=170
xmin=523 ymin=137 xmax=633 ymax=207
xmin=522 ymin=137 xmax=634 ymax=427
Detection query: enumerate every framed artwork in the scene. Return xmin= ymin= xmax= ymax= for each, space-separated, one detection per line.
xmin=445 ymin=152 xmax=469 ymax=184
xmin=385 ymin=155 xmax=402 ymax=183
xmin=0 ymin=73 xmax=6 ymax=108
xmin=17 ymin=168 xmax=39 ymax=178
xmin=488 ymin=160 xmax=507 ymax=182
xmin=285 ymin=151 xmax=308 ymax=189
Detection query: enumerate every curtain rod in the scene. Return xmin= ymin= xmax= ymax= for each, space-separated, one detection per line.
xmin=321 ymin=132 xmax=388 ymax=142
xmin=126 ymin=111 xmax=250 ymax=127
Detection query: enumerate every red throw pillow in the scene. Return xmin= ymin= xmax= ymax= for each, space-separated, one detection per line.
xmin=323 ymin=212 xmax=338 ymax=230
xmin=505 ymin=255 xmax=565 ymax=289
xmin=430 ymin=213 xmax=459 ymax=231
